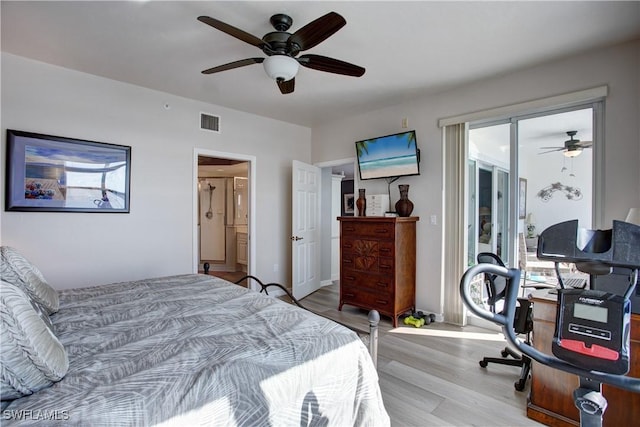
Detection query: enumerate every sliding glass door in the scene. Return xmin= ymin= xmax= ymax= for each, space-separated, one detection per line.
xmin=442 ymin=93 xmax=604 ymax=325
xmin=468 ymin=105 xmax=595 ymax=272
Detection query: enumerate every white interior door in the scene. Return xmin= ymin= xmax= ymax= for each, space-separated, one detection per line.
xmin=292 ymin=160 xmax=321 ymax=299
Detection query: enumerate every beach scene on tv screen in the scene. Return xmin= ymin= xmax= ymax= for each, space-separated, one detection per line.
xmin=356 ymin=132 xmax=418 ymax=179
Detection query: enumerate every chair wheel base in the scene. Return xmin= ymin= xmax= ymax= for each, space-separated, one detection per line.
xmin=479 ymin=360 xmax=488 ymax=368
xmin=515 ymin=379 xmax=526 ymax=391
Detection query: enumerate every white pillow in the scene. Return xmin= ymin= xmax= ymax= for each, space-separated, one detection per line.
xmin=0 ymin=281 xmax=68 ymax=401
xmin=0 ymin=246 xmax=59 ymax=314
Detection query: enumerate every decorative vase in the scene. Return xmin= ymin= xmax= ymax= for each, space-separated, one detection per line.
xmin=356 ymin=189 xmax=367 ymax=216
xmin=395 ymin=184 xmax=414 ymax=217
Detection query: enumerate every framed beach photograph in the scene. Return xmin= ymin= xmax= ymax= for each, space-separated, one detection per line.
xmin=5 ymin=129 xmax=131 ymax=213
xmin=519 ymin=177 xmax=527 ymax=219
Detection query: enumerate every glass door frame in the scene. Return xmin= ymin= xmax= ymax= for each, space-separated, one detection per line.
xmin=468 ymin=101 xmax=602 ymax=272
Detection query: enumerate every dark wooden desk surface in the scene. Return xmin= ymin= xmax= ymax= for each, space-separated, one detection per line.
xmin=527 ymin=289 xmax=640 ymax=427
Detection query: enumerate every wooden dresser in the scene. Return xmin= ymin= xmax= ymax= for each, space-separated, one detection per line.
xmin=338 ymin=216 xmax=418 ymax=327
xmin=527 ymin=289 xmax=640 ymax=426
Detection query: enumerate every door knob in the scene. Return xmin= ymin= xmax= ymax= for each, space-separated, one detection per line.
xmin=290 ymin=236 xmax=303 ymax=241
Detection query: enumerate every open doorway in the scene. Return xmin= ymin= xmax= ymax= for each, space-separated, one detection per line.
xmin=194 ymin=151 xmax=254 ymax=286
xmin=316 ymin=160 xmax=356 ymax=288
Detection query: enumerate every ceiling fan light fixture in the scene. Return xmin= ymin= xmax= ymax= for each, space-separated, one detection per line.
xmin=263 ymin=55 xmax=299 ymax=81
xmin=564 ymin=148 xmax=582 ymax=158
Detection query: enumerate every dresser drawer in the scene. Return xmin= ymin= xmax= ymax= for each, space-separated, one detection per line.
xmin=341 ymin=238 xmax=393 ymax=256
xmin=341 ymin=252 xmax=394 ymax=274
xmin=340 ymin=236 xmax=362 ymax=253
xmin=341 ymin=270 xmax=393 ymax=294
xmin=379 ymin=256 xmax=394 ymax=272
xmin=378 ymin=241 xmax=394 ymax=257
xmin=341 ymin=222 xmax=394 ymax=239
xmin=341 ymin=287 xmax=393 ymax=312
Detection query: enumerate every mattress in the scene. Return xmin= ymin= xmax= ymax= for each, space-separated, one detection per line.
xmin=2 ymin=274 xmax=389 ymax=426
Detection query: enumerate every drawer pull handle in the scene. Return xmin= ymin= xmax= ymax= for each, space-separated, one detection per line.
xmin=343 ymin=260 xmax=353 ymax=265
xmin=380 ymin=248 xmax=391 ymax=253
xmin=377 ymin=282 xmax=387 ymax=287
xmin=345 ymin=293 xmax=355 ymax=298
xmin=345 ymin=276 xmax=356 ymax=281
xmin=376 ymin=300 xmax=388 ymax=305
xmin=375 ymin=229 xmax=388 ymax=234
xmin=380 ymin=265 xmax=392 ymax=270
xmin=345 ymin=227 xmax=355 ymax=232
xmin=344 ymin=244 xmax=353 ymax=249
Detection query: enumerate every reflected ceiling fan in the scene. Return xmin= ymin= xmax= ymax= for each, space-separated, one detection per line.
xmin=538 ymin=131 xmax=593 ymax=158
xmin=198 ymin=12 xmax=365 ymax=94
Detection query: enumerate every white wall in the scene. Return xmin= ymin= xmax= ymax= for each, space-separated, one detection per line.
xmin=522 ymin=148 xmax=592 ymax=235
xmin=312 ymin=40 xmax=640 ymax=316
xmin=1 ymin=53 xmax=311 ymax=289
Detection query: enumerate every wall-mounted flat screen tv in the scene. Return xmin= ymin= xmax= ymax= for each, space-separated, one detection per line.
xmin=355 ymin=130 xmax=420 ymax=180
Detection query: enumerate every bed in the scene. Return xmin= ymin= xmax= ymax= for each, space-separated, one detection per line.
xmin=0 ymin=246 xmax=389 ymax=426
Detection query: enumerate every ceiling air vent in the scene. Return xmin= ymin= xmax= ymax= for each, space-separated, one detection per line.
xmin=200 ymin=113 xmax=220 ymax=133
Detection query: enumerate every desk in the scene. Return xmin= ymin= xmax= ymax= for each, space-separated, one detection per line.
xmin=527 ymin=289 xmax=640 ymax=426
xmin=525 ymin=251 xmax=574 ymax=279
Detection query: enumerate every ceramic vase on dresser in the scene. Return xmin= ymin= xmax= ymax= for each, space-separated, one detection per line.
xmin=395 ymin=184 xmax=414 ymax=217
xmin=356 ymin=188 xmax=367 ymax=216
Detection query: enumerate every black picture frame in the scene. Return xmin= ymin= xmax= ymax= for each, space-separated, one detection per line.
xmin=344 ymin=193 xmax=354 ymax=214
xmin=5 ymin=129 xmax=131 ymax=213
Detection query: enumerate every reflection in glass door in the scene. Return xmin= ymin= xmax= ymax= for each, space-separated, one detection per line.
xmin=469 ymin=106 xmax=594 ymax=272
xmin=496 ymin=169 xmax=509 ymax=262
xmin=468 ymin=123 xmax=511 ymax=267
xmin=467 ymin=159 xmax=477 ymax=267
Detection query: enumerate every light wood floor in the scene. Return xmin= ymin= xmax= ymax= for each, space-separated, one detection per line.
xmin=300 ymin=283 xmax=545 ymax=427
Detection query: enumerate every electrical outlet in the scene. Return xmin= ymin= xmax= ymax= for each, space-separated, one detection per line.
xmin=430 ymin=215 xmax=437 ymax=225
xmin=273 ymin=264 xmax=279 ymax=273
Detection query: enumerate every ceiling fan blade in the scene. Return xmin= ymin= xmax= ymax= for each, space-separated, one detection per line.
xmin=277 ymin=78 xmax=295 ymax=94
xmin=538 ymin=148 xmax=565 ymax=155
xmin=298 ymin=54 xmax=365 ymax=77
xmin=539 ymin=146 xmax=564 ymax=150
xmin=198 ymin=16 xmax=266 ymax=48
xmin=202 ymin=58 xmax=264 ymax=74
xmin=288 ymin=12 xmax=346 ymax=51
xmin=578 ymin=141 xmax=593 ymax=148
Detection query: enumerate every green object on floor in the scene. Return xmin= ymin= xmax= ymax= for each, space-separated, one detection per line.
xmin=403 ymin=315 xmax=425 ymax=328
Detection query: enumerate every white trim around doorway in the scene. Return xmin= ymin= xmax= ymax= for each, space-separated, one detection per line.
xmin=193 ymin=148 xmax=257 ymax=290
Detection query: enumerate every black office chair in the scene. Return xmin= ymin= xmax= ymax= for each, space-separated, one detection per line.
xmin=476 ymin=252 xmax=533 ymax=391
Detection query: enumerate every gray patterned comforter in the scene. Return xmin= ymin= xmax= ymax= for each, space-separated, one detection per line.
xmin=3 ymin=274 xmax=389 ymax=426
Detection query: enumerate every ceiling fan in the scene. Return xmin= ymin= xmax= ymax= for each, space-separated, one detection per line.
xmin=198 ymin=12 xmax=365 ymax=94
xmin=538 ymin=131 xmax=593 ymax=157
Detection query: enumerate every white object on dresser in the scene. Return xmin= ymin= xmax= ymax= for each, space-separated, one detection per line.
xmin=365 ymin=194 xmax=390 ymax=217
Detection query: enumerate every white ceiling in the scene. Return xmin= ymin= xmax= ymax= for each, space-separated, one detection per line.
xmin=2 ymin=1 xmax=639 ymax=128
